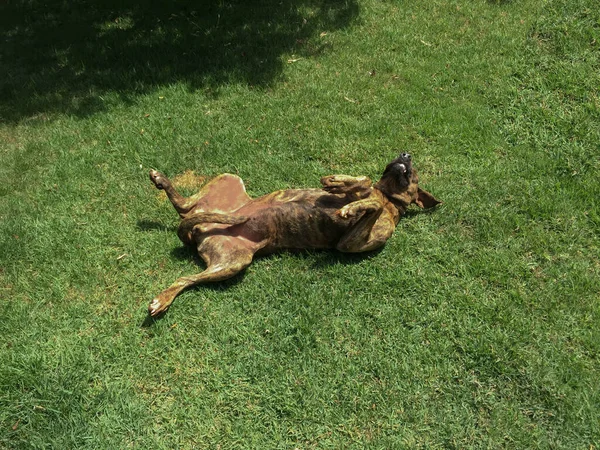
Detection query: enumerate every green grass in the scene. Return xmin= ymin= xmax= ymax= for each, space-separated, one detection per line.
xmin=1 ymin=0 xmax=599 ymax=447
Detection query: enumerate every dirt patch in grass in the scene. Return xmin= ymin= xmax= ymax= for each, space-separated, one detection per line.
xmin=156 ymin=170 xmax=206 ymax=202
xmin=172 ymin=170 xmax=206 ymax=190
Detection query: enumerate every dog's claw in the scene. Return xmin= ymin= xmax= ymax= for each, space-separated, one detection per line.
xmin=322 ymin=182 xmax=343 ymax=193
xmin=148 ymin=298 xmax=167 ymax=316
xmin=339 ymin=205 xmax=354 ymax=219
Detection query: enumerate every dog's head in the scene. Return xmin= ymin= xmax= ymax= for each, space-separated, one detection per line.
xmin=375 ymin=153 xmax=441 ymax=210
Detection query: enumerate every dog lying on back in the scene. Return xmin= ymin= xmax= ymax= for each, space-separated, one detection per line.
xmin=148 ymin=153 xmax=440 ymax=316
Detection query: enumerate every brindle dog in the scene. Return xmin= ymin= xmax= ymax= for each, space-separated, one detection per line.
xmin=148 ymin=153 xmax=440 ymax=316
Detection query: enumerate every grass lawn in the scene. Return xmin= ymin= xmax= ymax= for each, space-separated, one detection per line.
xmin=1 ymin=0 xmax=599 ymax=447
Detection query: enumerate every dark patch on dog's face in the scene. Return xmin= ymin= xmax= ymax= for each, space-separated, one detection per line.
xmin=376 ymin=152 xmax=441 ymax=210
xmin=375 ymin=152 xmax=421 ymax=210
xmin=381 ymin=152 xmax=416 ymax=188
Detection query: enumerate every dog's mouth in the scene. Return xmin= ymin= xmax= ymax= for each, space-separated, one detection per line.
xmin=380 ymin=153 xmax=414 ymax=184
xmin=375 ymin=152 xmax=417 ymax=207
xmin=389 ymin=153 xmax=412 ymax=177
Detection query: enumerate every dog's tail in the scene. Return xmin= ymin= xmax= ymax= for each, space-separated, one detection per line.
xmin=181 ymin=212 xmax=250 ymax=228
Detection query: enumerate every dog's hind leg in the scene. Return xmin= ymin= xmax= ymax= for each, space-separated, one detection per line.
xmin=148 ymin=243 xmax=254 ymax=316
xmin=150 ymin=170 xmax=252 ymax=217
xmin=176 ymin=213 xmax=250 ymax=245
xmin=150 ymin=170 xmax=200 ymax=216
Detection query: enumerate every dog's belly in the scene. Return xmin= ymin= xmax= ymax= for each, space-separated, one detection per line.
xmin=247 ymin=201 xmax=349 ymax=252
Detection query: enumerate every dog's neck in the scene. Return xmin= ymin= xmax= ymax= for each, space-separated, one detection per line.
xmin=373 ymin=185 xmax=409 ymax=216
xmin=374 ymin=169 xmax=419 ymax=216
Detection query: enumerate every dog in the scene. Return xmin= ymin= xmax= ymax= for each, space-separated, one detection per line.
xmin=148 ymin=153 xmax=440 ymax=316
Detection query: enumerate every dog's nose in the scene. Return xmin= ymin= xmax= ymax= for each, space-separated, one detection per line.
xmin=401 ymin=152 xmax=411 ymax=159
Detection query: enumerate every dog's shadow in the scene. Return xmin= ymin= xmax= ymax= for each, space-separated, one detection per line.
xmin=280 ymin=246 xmax=383 ymax=269
xmin=136 ymin=219 xmax=177 ymax=233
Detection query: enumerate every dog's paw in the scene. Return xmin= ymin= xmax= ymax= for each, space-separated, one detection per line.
xmin=322 ymin=175 xmax=341 ymax=184
xmin=149 ymin=170 xmax=168 ymax=190
xmin=339 ymin=204 xmax=357 ymax=219
xmin=321 ymin=176 xmax=344 ymax=193
xmin=148 ymin=297 xmax=169 ymax=316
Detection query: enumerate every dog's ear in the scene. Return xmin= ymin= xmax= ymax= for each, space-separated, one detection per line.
xmin=415 ymin=188 xmax=441 ymax=208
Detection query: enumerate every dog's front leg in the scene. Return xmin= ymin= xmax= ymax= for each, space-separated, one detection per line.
xmin=321 ymin=175 xmax=372 ymax=198
xmin=336 ymin=199 xmax=394 ymax=253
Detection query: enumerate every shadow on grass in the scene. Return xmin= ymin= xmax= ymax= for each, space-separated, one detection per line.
xmin=0 ymin=0 xmax=358 ymax=122
xmin=275 ymin=246 xmax=384 ymax=268
xmin=136 ymin=219 xmax=177 ymax=232
xmin=403 ymin=206 xmax=441 ymax=219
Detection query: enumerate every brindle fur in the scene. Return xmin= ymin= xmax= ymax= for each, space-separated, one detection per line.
xmin=148 ymin=153 xmax=440 ymax=316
